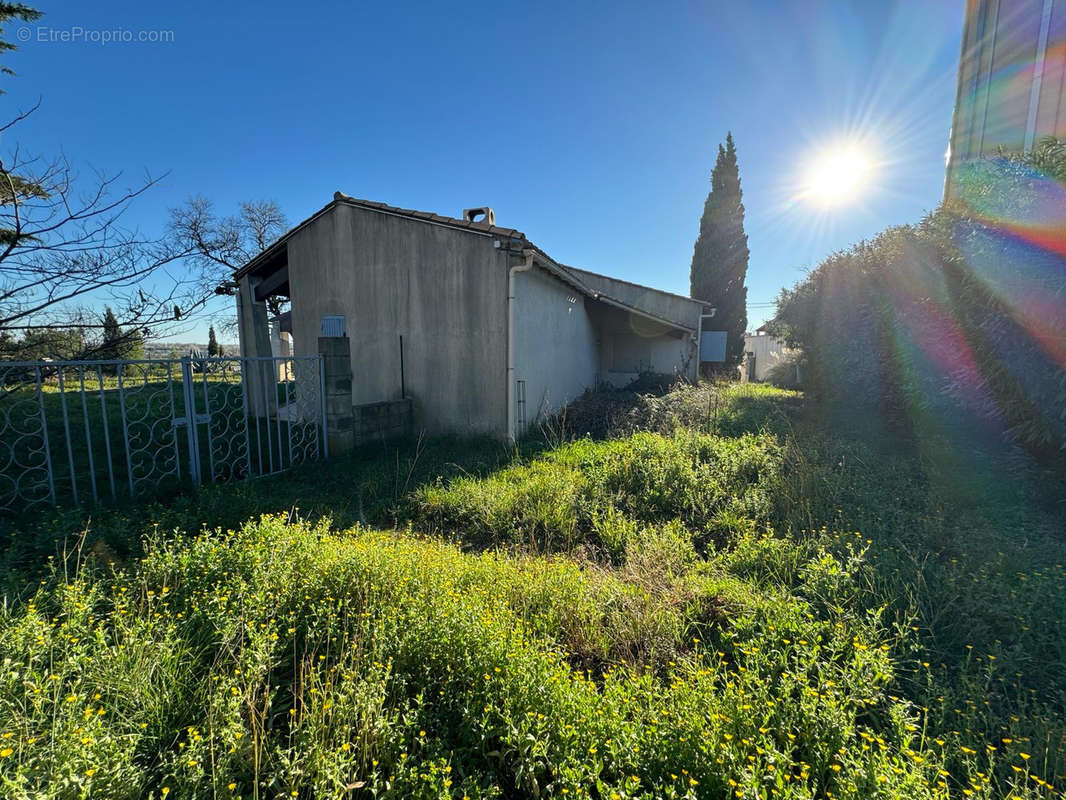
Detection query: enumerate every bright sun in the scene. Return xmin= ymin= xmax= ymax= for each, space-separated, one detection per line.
xmin=802 ymin=143 xmax=875 ymax=207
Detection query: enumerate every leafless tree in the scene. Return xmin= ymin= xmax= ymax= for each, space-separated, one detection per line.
xmin=0 ymin=104 xmax=214 ymax=356
xmin=169 ymin=195 xmax=289 ymax=320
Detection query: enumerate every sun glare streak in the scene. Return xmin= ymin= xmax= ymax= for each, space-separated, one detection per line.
xmin=801 ymin=142 xmax=877 ymax=207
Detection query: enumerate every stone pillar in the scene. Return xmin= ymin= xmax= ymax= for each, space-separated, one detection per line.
xmin=236 ymin=276 xmax=273 ymax=359
xmin=237 ymin=276 xmax=276 ymax=417
xmin=319 ymin=336 xmax=354 ymax=453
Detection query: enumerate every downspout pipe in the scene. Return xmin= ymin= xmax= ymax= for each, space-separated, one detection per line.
xmin=695 ymin=312 xmax=703 ymax=382
xmin=507 ymin=249 xmax=535 ymax=441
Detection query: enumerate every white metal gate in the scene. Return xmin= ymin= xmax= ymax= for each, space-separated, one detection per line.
xmin=0 ymin=355 xmax=328 ymax=515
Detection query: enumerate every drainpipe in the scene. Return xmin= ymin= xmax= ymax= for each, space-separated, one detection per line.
xmin=695 ymin=312 xmax=703 ymax=382
xmin=507 ymin=249 xmax=535 ymax=440
xmin=696 ymin=308 xmax=716 ymax=382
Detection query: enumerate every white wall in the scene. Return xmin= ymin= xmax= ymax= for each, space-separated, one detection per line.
xmin=744 ymin=333 xmax=794 ymax=381
xmin=513 ymin=267 xmax=600 ymax=434
xmin=588 ymin=301 xmax=697 ymax=386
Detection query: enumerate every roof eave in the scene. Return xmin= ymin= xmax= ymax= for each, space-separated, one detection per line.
xmin=593 ymin=293 xmax=697 ymax=333
xmin=234 ymin=198 xmax=337 ymax=280
xmin=529 ymin=249 xmax=695 ymax=333
xmin=235 ymin=193 xmax=531 ymax=280
xmin=561 ymin=263 xmax=714 ymax=308
xmin=233 ymin=194 xmax=702 ymax=335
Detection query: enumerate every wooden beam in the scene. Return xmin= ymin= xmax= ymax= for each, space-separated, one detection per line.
xmin=253 ymin=265 xmax=289 ymax=302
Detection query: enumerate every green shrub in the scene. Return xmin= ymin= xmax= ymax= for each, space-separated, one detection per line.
xmin=772 ymin=147 xmax=1066 ymax=459
xmin=0 ymin=516 xmax=986 ymax=799
xmin=766 ymin=354 xmax=804 ymax=390
xmin=412 ymin=430 xmax=780 ymax=555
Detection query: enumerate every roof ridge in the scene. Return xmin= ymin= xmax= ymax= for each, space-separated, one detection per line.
xmin=332 ymin=192 xmax=527 ymax=240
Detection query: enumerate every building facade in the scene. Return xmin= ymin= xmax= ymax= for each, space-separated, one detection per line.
xmin=741 ymin=331 xmax=796 ymax=384
xmin=946 ymin=0 xmax=1066 ymax=194
xmin=234 ymin=193 xmax=712 ymax=448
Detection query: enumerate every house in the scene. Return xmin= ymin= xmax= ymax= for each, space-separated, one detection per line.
xmin=945 ymin=0 xmax=1066 ymax=196
xmin=741 ymin=328 xmax=796 ymax=383
xmin=234 ymin=193 xmax=714 ymax=448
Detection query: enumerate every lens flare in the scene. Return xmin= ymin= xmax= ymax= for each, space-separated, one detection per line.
xmin=802 ymin=143 xmax=876 ymax=207
xmin=953 ymin=157 xmax=1066 ymax=371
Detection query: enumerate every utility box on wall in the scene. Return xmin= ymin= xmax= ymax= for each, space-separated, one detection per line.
xmin=700 ymin=330 xmax=727 ymax=363
xmin=320 ymin=315 xmax=346 ymax=338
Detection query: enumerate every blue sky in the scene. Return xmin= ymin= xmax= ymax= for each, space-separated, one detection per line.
xmin=5 ymin=0 xmax=966 ymax=341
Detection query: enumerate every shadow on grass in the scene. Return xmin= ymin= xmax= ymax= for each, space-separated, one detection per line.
xmin=0 ymin=433 xmax=551 ymax=594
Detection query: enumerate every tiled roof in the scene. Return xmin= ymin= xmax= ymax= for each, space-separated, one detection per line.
xmin=333 ymin=193 xmax=527 ymax=241
xmin=235 ymin=192 xmax=528 ymax=278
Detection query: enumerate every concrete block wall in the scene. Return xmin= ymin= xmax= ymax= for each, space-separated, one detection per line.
xmin=319 ymin=336 xmax=354 ymax=453
xmin=353 ymin=399 xmax=413 ymax=443
xmin=318 ymin=336 xmax=413 ymax=451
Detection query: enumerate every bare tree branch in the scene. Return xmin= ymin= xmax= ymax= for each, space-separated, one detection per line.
xmin=169 ymin=194 xmax=289 ymax=322
xmin=0 ymin=108 xmax=215 ymax=353
xmin=0 ymin=104 xmax=288 ymax=358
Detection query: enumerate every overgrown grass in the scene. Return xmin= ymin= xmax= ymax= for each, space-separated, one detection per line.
xmin=0 ymin=382 xmax=1062 ymax=798
xmin=0 ymin=517 xmax=981 ymax=799
xmin=0 ymin=434 xmax=526 ymax=592
xmin=771 ymin=426 xmax=1066 ymax=791
xmin=413 ymin=430 xmax=780 ymax=557
xmin=409 ymin=384 xmax=1066 ymax=794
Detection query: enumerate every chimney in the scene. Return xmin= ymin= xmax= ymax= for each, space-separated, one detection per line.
xmin=462 ymin=207 xmax=495 ymax=226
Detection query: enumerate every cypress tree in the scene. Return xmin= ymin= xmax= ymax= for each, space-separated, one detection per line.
xmin=100 ymin=306 xmax=121 ymax=361
xmin=689 ymin=132 xmax=750 ymax=374
xmin=207 ymin=324 xmax=219 ymax=357
xmin=99 ymin=306 xmax=142 ymax=365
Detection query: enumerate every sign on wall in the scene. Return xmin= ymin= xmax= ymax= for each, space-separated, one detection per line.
xmin=700 ymin=330 xmax=727 ymax=363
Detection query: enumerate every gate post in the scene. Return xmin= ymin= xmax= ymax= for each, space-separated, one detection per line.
xmin=318 ymin=336 xmax=354 ymax=454
xmin=180 ymin=357 xmax=202 ymax=483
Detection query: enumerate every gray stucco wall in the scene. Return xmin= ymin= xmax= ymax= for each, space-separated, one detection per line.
xmin=235 ymin=274 xmax=278 ymax=416
xmin=285 ymin=203 xmax=509 ymax=436
xmin=513 ymin=266 xmax=600 ymax=434
xmin=236 ymin=275 xmax=272 ymax=361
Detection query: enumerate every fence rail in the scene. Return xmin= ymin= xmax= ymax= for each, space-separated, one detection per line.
xmin=0 ymin=355 xmax=328 ymax=515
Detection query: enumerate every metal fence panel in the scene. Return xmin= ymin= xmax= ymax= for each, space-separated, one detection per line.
xmin=0 ymin=355 xmax=327 ymax=515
